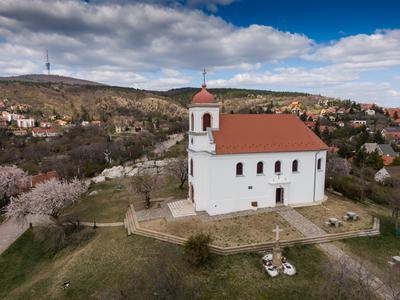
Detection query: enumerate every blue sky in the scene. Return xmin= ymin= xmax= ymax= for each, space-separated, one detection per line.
xmin=0 ymin=0 xmax=399 ymax=106
xmin=217 ymin=0 xmax=400 ymax=42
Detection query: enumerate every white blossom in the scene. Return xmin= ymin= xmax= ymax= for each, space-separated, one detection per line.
xmin=5 ymin=178 xmax=87 ymax=220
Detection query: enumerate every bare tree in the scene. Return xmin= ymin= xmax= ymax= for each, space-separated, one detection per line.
xmin=5 ymin=178 xmax=87 ymax=221
xmin=388 ymin=178 xmax=400 ymax=234
xmin=131 ymin=170 xmax=160 ymax=209
xmin=326 ymin=153 xmax=350 ymax=178
xmin=317 ymin=257 xmax=378 ymax=300
xmin=166 ymin=157 xmax=188 ymax=189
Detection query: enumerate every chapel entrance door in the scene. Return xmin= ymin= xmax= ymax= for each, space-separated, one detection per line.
xmin=276 ymin=188 xmax=284 ymax=204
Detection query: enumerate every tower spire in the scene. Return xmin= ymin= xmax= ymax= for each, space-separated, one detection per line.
xmin=202 ymin=68 xmax=207 ymax=85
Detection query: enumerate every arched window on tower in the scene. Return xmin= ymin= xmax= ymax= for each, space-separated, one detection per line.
xmin=275 ymin=161 xmax=281 ymax=173
xmin=236 ymin=162 xmax=243 ymax=176
xmin=190 ymin=159 xmax=193 ymax=176
xmin=190 ymin=113 xmax=194 ymax=131
xmin=317 ymin=158 xmax=322 ymax=170
xmin=202 ymin=113 xmax=211 ymax=131
xmin=292 ymin=160 xmax=299 ymax=172
xmin=257 ymin=162 xmax=264 ymax=174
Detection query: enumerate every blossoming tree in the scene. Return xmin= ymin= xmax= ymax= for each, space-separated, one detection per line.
xmin=5 ymin=178 xmax=87 ymax=221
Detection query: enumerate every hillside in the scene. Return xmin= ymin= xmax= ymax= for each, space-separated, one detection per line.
xmin=0 ymin=81 xmax=187 ymax=120
xmin=0 ymin=74 xmax=104 ymax=86
xmin=0 ymin=78 xmax=338 ymax=121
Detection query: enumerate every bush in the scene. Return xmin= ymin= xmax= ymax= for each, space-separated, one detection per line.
xmin=184 ymin=233 xmax=212 ymax=266
xmin=331 ymin=176 xmax=362 ymax=200
xmin=366 ymin=184 xmax=390 ymax=205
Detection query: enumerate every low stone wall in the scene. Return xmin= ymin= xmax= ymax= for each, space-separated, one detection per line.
xmin=124 ymin=205 xmax=380 ymax=255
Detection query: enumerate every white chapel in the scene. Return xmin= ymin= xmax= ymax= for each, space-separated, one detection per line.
xmin=187 ymin=83 xmax=328 ymax=216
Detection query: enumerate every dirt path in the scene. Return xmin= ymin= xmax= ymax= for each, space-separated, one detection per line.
xmin=278 ymin=207 xmax=395 ymax=299
xmin=153 ymin=133 xmax=184 ymax=154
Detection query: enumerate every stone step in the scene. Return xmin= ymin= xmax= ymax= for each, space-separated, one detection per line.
xmin=167 ymin=200 xmax=196 ymax=218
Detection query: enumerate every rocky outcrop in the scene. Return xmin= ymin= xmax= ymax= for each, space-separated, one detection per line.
xmin=90 ymin=158 xmax=177 ymax=184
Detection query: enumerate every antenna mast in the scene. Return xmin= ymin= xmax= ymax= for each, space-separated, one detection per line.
xmin=45 ymin=50 xmax=51 ymax=75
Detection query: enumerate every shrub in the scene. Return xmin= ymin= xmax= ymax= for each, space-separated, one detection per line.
xmin=331 ymin=176 xmax=362 ymax=200
xmin=366 ymin=184 xmax=390 ymax=205
xmin=184 ymin=233 xmax=212 ymax=266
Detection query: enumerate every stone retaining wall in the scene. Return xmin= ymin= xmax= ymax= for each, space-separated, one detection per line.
xmin=124 ymin=204 xmax=380 ymax=255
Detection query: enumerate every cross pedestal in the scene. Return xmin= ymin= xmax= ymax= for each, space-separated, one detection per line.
xmin=272 ymin=225 xmax=283 ymax=267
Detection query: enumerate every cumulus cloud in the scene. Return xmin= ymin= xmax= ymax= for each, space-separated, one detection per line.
xmin=0 ymin=0 xmax=399 ymax=104
xmin=305 ymin=29 xmax=400 ymax=71
xmin=0 ymin=0 xmax=311 ymax=81
xmin=209 ymin=68 xmax=400 ymax=106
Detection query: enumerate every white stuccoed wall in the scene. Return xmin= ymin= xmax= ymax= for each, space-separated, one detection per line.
xmin=187 ymin=102 xmax=326 ymax=216
xmin=189 ymin=149 xmax=326 ymax=216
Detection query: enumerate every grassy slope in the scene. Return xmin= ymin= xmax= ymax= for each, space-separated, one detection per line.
xmin=0 ymin=227 xmax=329 ymax=300
xmin=342 ymin=215 xmax=400 ymax=270
xmin=62 ymin=179 xmax=133 ymax=223
xmin=62 ymin=176 xmax=188 ymax=223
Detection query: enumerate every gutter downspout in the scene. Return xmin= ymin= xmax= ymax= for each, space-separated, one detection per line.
xmin=313 ymin=151 xmax=320 ymax=202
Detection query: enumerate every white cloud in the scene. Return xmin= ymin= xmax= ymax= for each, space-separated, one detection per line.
xmin=305 ymin=29 xmax=400 ymax=71
xmin=0 ymin=0 xmax=311 ymax=81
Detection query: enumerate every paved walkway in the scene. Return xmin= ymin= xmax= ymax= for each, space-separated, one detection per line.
xmin=79 ymin=221 xmax=124 ymax=227
xmin=0 ymin=215 xmax=49 ymax=255
xmin=278 ymin=207 xmax=395 ymax=299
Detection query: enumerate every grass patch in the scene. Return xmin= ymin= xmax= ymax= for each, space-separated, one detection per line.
xmin=0 ymin=227 xmax=95 ymax=299
xmin=296 ymin=193 xmax=374 ymax=233
xmin=62 ymin=178 xmax=134 ymax=223
xmin=154 ymin=175 xmax=188 ymax=199
xmin=140 ymin=212 xmax=302 ymax=247
xmin=0 ymin=214 xmax=5 ymax=224
xmin=342 ymin=215 xmax=400 ymax=271
xmin=1 ymin=226 xmax=331 ymax=299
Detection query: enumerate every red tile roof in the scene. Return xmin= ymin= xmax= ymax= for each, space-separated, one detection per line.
xmin=212 ymin=114 xmax=328 ymax=154
xmin=192 ymin=84 xmax=215 ymax=104
xmin=31 ymin=171 xmax=58 ymax=187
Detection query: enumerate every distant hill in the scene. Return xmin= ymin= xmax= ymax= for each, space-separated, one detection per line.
xmin=0 ymin=75 xmax=337 ymax=121
xmin=0 ymin=74 xmax=104 ymax=86
xmin=0 ymin=81 xmax=187 ymax=120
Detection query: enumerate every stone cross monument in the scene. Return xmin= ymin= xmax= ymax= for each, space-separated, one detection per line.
xmin=272 ymin=224 xmax=283 ymax=267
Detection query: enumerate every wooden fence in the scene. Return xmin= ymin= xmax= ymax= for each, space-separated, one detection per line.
xmin=124 ymin=204 xmax=380 ymax=255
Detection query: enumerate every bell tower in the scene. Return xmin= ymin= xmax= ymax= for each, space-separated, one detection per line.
xmin=187 ymin=71 xmax=219 ymax=211
xmin=188 ymin=70 xmax=219 ymax=152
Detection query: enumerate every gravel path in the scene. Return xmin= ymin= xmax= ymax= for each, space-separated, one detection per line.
xmin=278 ymin=207 xmax=395 ymax=299
xmin=153 ymin=133 xmax=184 ymax=154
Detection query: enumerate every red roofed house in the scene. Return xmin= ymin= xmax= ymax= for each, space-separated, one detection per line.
xmin=31 ymin=171 xmax=58 ymax=187
xmin=385 ymin=108 xmax=400 ymax=119
xmin=188 ymin=83 xmax=328 ymax=215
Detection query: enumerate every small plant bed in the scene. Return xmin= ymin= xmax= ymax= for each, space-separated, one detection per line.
xmin=295 ymin=194 xmax=374 ymax=233
xmin=139 ymin=212 xmax=302 ymax=247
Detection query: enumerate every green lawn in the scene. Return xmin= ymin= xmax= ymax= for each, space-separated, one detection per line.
xmin=62 ymin=175 xmax=188 ymax=222
xmin=61 ymin=178 xmax=133 ymax=223
xmin=0 ymin=226 xmax=332 ymax=300
xmin=342 ymin=215 xmax=400 ymax=271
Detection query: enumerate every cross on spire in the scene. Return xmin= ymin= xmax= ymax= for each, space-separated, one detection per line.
xmin=202 ymin=68 xmax=207 ymax=85
xmin=272 ymin=224 xmax=283 ymax=242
